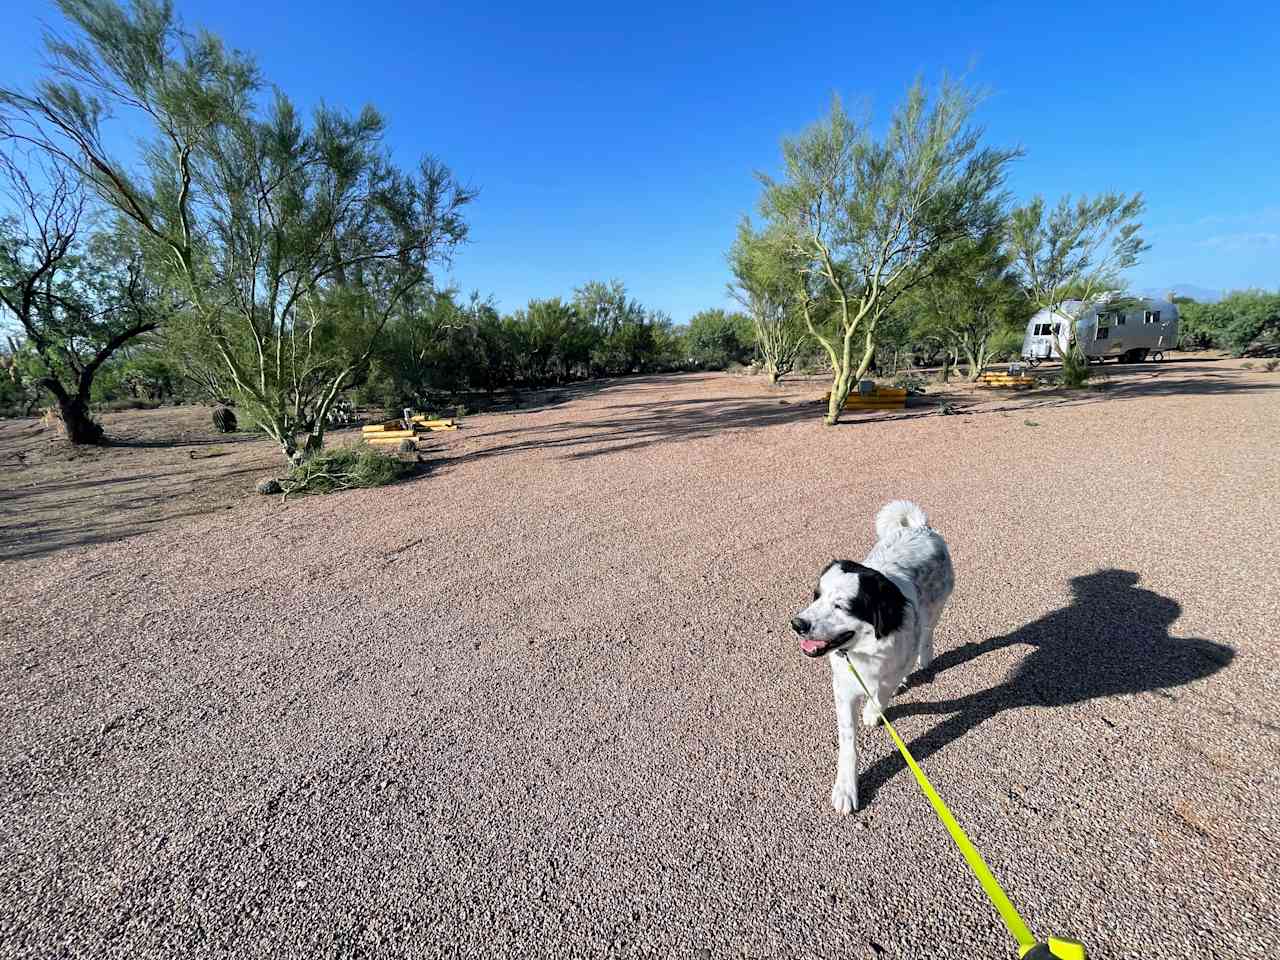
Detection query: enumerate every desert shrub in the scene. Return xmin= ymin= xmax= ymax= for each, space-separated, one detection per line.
xmin=1264 ymin=359 xmax=1279 ymax=372
xmin=1177 ymin=301 xmax=1221 ymax=350
xmin=1179 ymin=291 xmax=1280 ymax=355
xmin=1061 ymin=349 xmax=1092 ymax=388
xmin=277 ymin=445 xmax=416 ymax=499
xmin=892 ymin=372 xmax=928 ymax=394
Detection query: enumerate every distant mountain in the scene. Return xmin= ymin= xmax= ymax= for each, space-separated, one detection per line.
xmin=1139 ymin=284 xmax=1223 ymax=303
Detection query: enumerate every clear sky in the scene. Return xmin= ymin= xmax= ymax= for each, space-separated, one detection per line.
xmin=3 ymin=0 xmax=1277 ymax=320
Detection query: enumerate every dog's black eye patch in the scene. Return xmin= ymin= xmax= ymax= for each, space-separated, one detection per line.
xmin=842 ymin=569 xmax=907 ymax=638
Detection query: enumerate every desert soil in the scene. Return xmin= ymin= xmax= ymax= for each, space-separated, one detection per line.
xmin=2 ymin=356 xmax=1278 ymax=958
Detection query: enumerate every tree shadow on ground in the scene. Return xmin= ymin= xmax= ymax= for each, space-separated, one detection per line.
xmin=444 ymin=388 xmax=821 ymax=468
xmin=441 ymin=365 xmax=1278 ymax=469
xmin=858 ymin=569 xmax=1234 ymax=805
xmin=423 ymin=373 xmax=719 ymax=418
xmin=874 ymin=363 xmax=1280 ymax=422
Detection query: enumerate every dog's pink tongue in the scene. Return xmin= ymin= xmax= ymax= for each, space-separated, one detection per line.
xmin=800 ymin=638 xmax=825 ymax=654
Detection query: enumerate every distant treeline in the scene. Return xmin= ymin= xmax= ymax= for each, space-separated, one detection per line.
xmin=1177 ymin=290 xmax=1280 ymax=355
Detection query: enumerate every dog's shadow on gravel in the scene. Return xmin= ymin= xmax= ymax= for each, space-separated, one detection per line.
xmin=860 ymin=568 xmax=1234 ymax=805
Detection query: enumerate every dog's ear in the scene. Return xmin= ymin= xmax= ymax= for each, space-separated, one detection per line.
xmin=850 ymin=568 xmax=907 ymax=639
xmin=821 ymin=559 xmax=860 ymax=577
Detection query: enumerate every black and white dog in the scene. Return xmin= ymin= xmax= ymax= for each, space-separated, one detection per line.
xmin=790 ymin=500 xmax=954 ymax=813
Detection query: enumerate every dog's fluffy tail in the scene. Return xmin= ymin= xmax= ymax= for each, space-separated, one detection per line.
xmin=876 ymin=500 xmax=929 ymax=540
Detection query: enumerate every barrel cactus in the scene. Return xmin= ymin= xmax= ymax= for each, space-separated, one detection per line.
xmin=212 ymin=406 xmax=237 ymax=433
xmin=397 ymin=438 xmax=416 ymax=453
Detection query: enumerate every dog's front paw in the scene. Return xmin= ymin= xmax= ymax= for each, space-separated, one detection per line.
xmin=861 ymin=700 xmax=884 ymax=728
xmin=830 ymin=780 xmax=858 ymax=815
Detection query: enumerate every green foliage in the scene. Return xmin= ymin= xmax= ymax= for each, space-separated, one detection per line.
xmin=910 ymin=235 xmax=1031 ymax=379
xmin=686 ymin=309 xmax=753 ymax=369
xmin=278 ymin=444 xmax=416 ymax=500
xmin=986 ymin=327 xmax=1025 ymax=362
xmin=510 ymin=297 xmax=598 ymax=382
xmin=2 ymin=0 xmax=473 ymax=462
xmin=0 ymin=150 xmax=174 ymax=441
xmin=1006 ymin=194 xmax=1149 ymax=313
xmin=1176 ymin=300 xmax=1218 ymax=350
xmin=891 ymin=372 xmax=928 ymax=394
xmin=727 ymin=221 xmax=809 ymax=382
xmin=1178 ymin=291 xmax=1280 ymax=355
xmin=1060 ymin=347 xmax=1091 ymax=387
xmin=1005 ymin=191 xmax=1148 ymax=371
xmin=361 ymin=279 xmax=691 ymax=410
xmin=754 ymin=79 xmax=1017 ymax=422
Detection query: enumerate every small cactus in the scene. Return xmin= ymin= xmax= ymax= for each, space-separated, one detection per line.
xmin=397 ymin=438 xmax=416 ymax=453
xmin=255 ymin=477 xmax=282 ymax=495
xmin=212 ymin=406 xmax=237 ymax=432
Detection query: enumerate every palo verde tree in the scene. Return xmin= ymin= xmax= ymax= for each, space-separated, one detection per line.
xmin=912 ymin=234 xmax=1029 ymax=380
xmin=0 ymin=149 xmax=170 ymax=442
xmin=727 ymin=220 xmax=808 ymax=383
xmin=1005 ymin=193 xmax=1148 ymax=385
xmin=755 ymin=81 xmax=1016 ymax=424
xmin=1 ymin=0 xmax=473 ymax=463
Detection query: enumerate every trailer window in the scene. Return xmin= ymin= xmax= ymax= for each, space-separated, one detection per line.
xmin=1145 ymin=310 xmax=1161 ymax=324
xmin=1095 ymin=326 xmax=1109 ymax=340
xmin=1115 ymin=313 xmax=1126 ymax=325
xmin=1033 ymin=323 xmax=1056 ymax=336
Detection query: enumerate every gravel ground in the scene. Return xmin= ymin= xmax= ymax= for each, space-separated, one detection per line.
xmin=3 ymin=362 xmax=1279 ymax=959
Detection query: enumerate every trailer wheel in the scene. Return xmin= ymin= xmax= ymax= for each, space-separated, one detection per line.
xmin=1150 ymin=350 xmax=1164 ymax=362
xmin=1027 ymin=356 xmax=1042 ymax=368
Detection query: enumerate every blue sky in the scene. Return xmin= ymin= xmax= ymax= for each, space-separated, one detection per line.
xmin=3 ymin=0 xmax=1277 ymax=320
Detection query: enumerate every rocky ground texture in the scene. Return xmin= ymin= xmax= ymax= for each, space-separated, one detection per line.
xmin=3 ymin=359 xmax=1279 ymax=958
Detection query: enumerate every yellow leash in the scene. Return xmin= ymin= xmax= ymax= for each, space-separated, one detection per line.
xmin=845 ymin=658 xmax=1086 ymax=960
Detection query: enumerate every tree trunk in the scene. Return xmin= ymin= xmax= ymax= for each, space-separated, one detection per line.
xmin=56 ymin=394 xmax=104 ymax=444
xmin=825 ymin=367 xmax=854 ymax=425
xmin=300 ymin=430 xmax=325 ymax=462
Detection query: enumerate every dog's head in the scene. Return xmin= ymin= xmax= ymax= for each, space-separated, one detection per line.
xmin=790 ymin=560 xmax=907 ymax=658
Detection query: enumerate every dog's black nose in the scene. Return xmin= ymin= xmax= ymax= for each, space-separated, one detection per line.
xmin=790 ymin=616 xmax=810 ymax=636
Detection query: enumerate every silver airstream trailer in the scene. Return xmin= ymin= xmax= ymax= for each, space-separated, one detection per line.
xmin=1022 ymin=294 xmax=1179 ymax=365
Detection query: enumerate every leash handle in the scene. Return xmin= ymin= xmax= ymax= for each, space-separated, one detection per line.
xmin=844 ymin=660 xmax=1087 ymax=958
xmin=1021 ymin=939 xmax=1087 ymax=960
